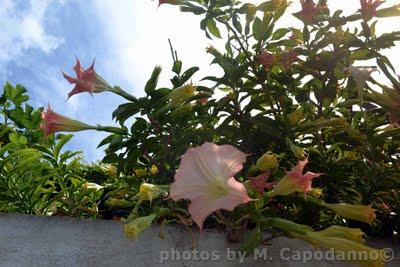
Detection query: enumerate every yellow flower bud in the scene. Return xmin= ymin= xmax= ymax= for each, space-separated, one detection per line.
xmin=105 ymin=198 xmax=133 ymax=209
xmin=169 ymin=84 xmax=196 ymax=107
xmin=100 ymin=164 xmax=117 ymax=177
xmin=287 ymin=108 xmax=304 ymax=125
xmin=322 ymin=203 xmax=377 ymax=225
xmin=309 ymin=188 xmax=323 ymax=199
xmin=256 ymin=152 xmax=279 ymax=171
xmin=137 ymin=183 xmax=167 ymax=202
xmin=124 ymin=214 xmax=157 ymax=239
xmin=149 ymin=165 xmax=159 ymax=175
xmin=342 ymin=151 xmax=360 ymax=161
xmin=304 ymin=230 xmax=384 ymax=267
xmin=134 ymin=168 xmax=147 ymax=177
xmin=82 ymin=182 xmax=103 ymax=192
xmin=107 ymin=165 xmax=117 ymax=177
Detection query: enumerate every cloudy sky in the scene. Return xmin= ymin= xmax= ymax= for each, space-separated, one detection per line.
xmin=1 ymin=0 xmax=399 ymax=162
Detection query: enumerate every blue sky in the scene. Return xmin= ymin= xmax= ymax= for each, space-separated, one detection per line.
xmin=1 ymin=0 xmax=399 ymax=162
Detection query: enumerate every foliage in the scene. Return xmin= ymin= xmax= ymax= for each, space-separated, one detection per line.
xmin=2 ymin=0 xmax=400 ymax=265
xmin=92 ymin=0 xmax=400 ymax=238
xmin=0 ymin=83 xmax=108 ymax=217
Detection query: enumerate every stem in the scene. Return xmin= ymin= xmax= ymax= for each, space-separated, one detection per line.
xmin=267 ymin=217 xmax=313 ymax=235
xmin=109 ymin=86 xmax=137 ymax=102
xmin=92 ymin=125 xmax=127 ymax=135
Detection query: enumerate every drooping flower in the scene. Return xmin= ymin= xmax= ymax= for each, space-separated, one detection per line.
xmin=62 ymin=57 xmax=111 ymax=99
xmin=322 ymin=203 xmax=377 ymax=224
xmin=169 ymin=84 xmax=197 ymax=108
xmin=256 ymin=152 xmax=279 ymax=171
xmin=100 ymin=164 xmax=117 ymax=177
xmin=124 ymin=213 xmax=157 ymax=239
xmin=170 ymin=143 xmax=251 ymax=230
xmin=292 ymin=0 xmax=321 ymax=24
xmin=137 ymin=183 xmax=167 ymax=202
xmin=270 ymin=218 xmax=383 ymax=267
xmin=249 ymin=171 xmax=275 ymax=195
xmin=82 ymin=182 xmax=104 ymax=192
xmin=40 ymin=104 xmax=93 ymax=136
xmin=345 ymin=66 xmax=377 ymax=105
xmin=270 ymin=158 xmax=324 ymax=197
xmin=360 ymin=0 xmax=385 ymax=21
xmin=301 ymin=228 xmax=384 ymax=267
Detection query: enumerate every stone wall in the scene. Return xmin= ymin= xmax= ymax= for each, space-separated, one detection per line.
xmin=0 ymin=213 xmax=398 ymax=266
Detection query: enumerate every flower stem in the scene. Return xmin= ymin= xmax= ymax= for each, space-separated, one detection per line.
xmin=109 ymin=86 xmax=137 ymax=102
xmin=267 ymin=217 xmax=313 ymax=235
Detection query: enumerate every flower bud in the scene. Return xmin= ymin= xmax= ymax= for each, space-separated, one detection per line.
xmin=309 ymin=188 xmax=323 ymax=198
xmin=137 ymin=183 xmax=167 ymax=202
xmin=149 ymin=165 xmax=159 ymax=175
xmin=287 ymin=108 xmax=304 ymax=125
xmin=256 ymin=152 xmax=279 ymax=171
xmin=134 ymin=168 xmax=147 ymax=177
xmin=124 ymin=214 xmax=157 ymax=239
xmin=169 ymin=84 xmax=196 ymax=108
xmin=82 ymin=182 xmax=103 ymax=192
xmin=40 ymin=104 xmax=93 ymax=136
xmin=322 ymin=203 xmax=376 ymax=224
xmin=105 ymin=198 xmax=133 ymax=209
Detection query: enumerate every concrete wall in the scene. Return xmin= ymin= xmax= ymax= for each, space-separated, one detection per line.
xmin=0 ymin=213 xmax=398 ymax=267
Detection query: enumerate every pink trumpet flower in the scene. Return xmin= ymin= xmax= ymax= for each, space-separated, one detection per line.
xmin=257 ymin=51 xmax=275 ymax=70
xmin=298 ymin=0 xmax=320 ymax=24
xmin=62 ymin=57 xmax=110 ymax=99
xmin=249 ymin=171 xmax=275 ymax=195
xmin=270 ymin=158 xmax=324 ymax=197
xmin=170 ymin=143 xmax=252 ymax=230
xmin=40 ymin=104 xmax=93 ymax=136
xmin=360 ymin=0 xmax=385 ymax=21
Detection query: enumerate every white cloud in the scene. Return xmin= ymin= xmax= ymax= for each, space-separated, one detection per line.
xmin=0 ymin=0 xmax=63 ymax=78
xmin=92 ymin=0 xmax=221 ymax=95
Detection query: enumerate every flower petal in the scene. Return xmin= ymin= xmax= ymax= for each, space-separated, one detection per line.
xmin=170 ymin=143 xmax=251 ymax=230
xmin=188 ymin=178 xmax=251 ymax=229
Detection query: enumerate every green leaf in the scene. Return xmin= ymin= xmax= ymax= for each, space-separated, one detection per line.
xmin=207 ymin=19 xmax=222 ymax=38
xmin=144 ymin=66 xmax=162 ymax=95
xmin=240 ymin=227 xmax=262 ymax=254
xmin=180 ymin=67 xmax=199 ymax=84
xmin=54 ymin=134 xmax=73 ymax=160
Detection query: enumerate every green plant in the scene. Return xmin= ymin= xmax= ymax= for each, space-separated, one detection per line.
xmin=3 ymin=1 xmax=400 ymax=266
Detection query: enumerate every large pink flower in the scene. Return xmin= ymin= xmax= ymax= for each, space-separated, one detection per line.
xmin=270 ymin=158 xmax=324 ymax=197
xmin=62 ymin=57 xmax=110 ymax=99
xmin=170 ymin=143 xmax=251 ymax=230
xmin=360 ymin=0 xmax=385 ymax=21
xmin=40 ymin=104 xmax=92 ymax=136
